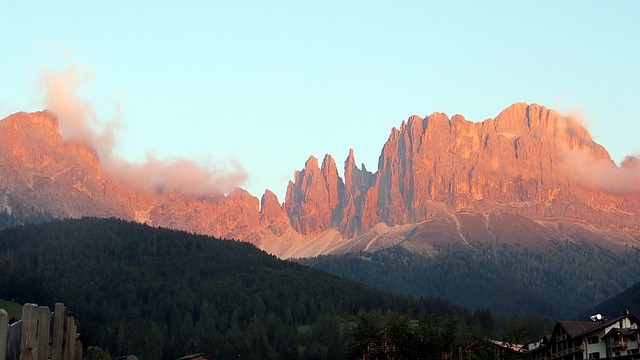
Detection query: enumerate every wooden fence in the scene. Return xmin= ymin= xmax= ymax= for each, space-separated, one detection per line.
xmin=0 ymin=303 xmax=80 ymax=360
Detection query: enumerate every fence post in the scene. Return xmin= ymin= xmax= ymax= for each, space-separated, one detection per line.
xmin=0 ymin=309 xmax=8 ymax=360
xmin=63 ymin=312 xmax=74 ymax=360
xmin=50 ymin=304 xmax=65 ymax=360
xmin=19 ymin=304 xmax=38 ymax=360
xmin=6 ymin=321 xmax=22 ymax=360
xmin=36 ymin=307 xmax=50 ymax=360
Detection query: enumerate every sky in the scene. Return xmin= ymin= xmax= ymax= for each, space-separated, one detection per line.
xmin=1 ymin=1 xmax=639 ymax=200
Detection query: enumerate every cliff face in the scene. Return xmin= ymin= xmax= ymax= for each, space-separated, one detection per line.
xmin=1 ymin=104 xmax=639 ymax=258
xmin=0 ymin=111 xmax=264 ymax=244
xmin=284 ymin=155 xmax=345 ymax=235
xmin=0 ymin=111 xmax=135 ymax=221
xmin=282 ymin=103 xmax=640 ymax=251
xmin=376 ymin=103 xmax=619 ymax=221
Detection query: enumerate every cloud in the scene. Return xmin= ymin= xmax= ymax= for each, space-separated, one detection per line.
xmin=563 ymin=149 xmax=640 ymax=194
xmin=104 ymin=154 xmax=247 ymax=196
xmin=556 ymin=110 xmax=640 ymax=194
xmin=39 ymin=66 xmax=118 ymax=155
xmin=39 ymin=64 xmax=247 ymax=196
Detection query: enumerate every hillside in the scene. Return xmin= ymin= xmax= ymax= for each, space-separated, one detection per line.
xmin=0 ymin=299 xmax=21 ymax=319
xmin=590 ymin=281 xmax=640 ymax=319
xmin=299 ymin=243 xmax=640 ymax=319
xmin=0 ymin=104 xmax=639 ymax=258
xmin=0 ymin=218 xmax=470 ymax=360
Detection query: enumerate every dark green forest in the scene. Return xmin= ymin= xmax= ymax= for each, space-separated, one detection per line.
xmin=298 ymin=243 xmax=640 ymax=319
xmin=0 ymin=218 xmax=540 ymax=360
xmin=589 ymin=280 xmax=640 ymax=319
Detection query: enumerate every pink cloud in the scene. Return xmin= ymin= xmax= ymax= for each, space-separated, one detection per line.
xmin=103 ymin=154 xmax=247 ymax=196
xmin=564 ymin=149 xmax=640 ymax=194
xmin=556 ymin=110 xmax=640 ymax=194
xmin=38 ymin=65 xmax=247 ymax=196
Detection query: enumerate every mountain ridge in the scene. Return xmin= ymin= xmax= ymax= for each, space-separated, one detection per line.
xmin=1 ymin=103 xmax=639 ymax=257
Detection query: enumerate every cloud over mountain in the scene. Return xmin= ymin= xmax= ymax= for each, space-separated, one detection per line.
xmin=38 ymin=65 xmax=247 ymax=196
xmin=564 ymin=149 xmax=640 ymax=194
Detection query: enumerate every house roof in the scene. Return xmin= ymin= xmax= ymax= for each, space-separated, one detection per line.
xmin=557 ymin=321 xmax=605 ymax=338
xmin=603 ymin=328 xmax=640 ymax=338
xmin=557 ymin=312 xmax=640 ymax=339
xmin=490 ymin=340 xmax=525 ymax=353
xmin=524 ymin=335 xmax=550 ymax=352
xmin=463 ymin=339 xmax=526 ymax=354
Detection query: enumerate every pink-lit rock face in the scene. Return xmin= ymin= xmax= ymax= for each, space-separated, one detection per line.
xmin=283 ymin=102 xmax=640 ymax=243
xmin=284 ymin=155 xmax=345 ymax=235
xmin=0 ymin=111 xmax=264 ymax=244
xmin=260 ymin=189 xmax=291 ymax=236
xmin=0 ymin=111 xmax=130 ymax=219
xmin=1 ymin=103 xmax=639 ymax=259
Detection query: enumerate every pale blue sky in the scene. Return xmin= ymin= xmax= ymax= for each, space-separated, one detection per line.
xmin=2 ymin=1 xmax=639 ymax=200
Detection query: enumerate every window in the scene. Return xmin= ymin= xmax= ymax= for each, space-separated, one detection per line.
xmin=588 ymin=336 xmax=600 ymax=344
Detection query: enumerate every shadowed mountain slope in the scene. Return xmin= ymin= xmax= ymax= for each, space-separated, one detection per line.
xmin=299 ymin=243 xmax=640 ymax=319
xmin=0 ymin=217 xmax=468 ymax=359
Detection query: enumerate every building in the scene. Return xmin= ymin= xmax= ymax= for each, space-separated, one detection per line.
xmin=462 ymin=311 xmax=640 ymax=360
xmin=463 ymin=339 xmax=527 ymax=360
xmin=547 ymin=311 xmax=640 ymax=360
xmin=525 ymin=335 xmax=550 ymax=360
xmin=362 ymin=329 xmax=398 ymax=360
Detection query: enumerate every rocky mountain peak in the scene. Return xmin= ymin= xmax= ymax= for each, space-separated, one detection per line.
xmin=321 ymin=154 xmax=344 ymax=212
xmin=260 ymin=189 xmax=290 ymax=236
xmin=4 ymin=111 xmax=60 ymax=134
xmin=284 ymin=154 xmax=341 ymax=235
xmin=622 ymin=156 xmax=639 ymax=169
xmin=345 ymin=148 xmax=356 ymax=168
xmin=305 ymin=155 xmax=319 ymax=169
xmin=283 ymin=102 xmax=640 ymax=242
xmin=492 ymin=102 xmax=531 ymax=134
xmin=1 ymin=104 xmax=639 ymax=259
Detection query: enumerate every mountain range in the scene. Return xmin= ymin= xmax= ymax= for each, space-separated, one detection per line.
xmin=1 ymin=103 xmax=639 ymax=258
xmin=3 ymin=102 xmax=640 ymax=325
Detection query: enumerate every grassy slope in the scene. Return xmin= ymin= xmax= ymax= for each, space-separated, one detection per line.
xmin=0 ymin=299 xmax=22 ymax=319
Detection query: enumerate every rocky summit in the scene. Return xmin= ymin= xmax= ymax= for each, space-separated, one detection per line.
xmin=1 ymin=103 xmax=639 ymax=258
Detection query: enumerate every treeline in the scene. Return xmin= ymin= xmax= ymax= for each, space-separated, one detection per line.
xmin=587 ymin=280 xmax=640 ymax=319
xmin=0 ymin=217 xmax=526 ymax=360
xmin=299 ymin=243 xmax=640 ymax=319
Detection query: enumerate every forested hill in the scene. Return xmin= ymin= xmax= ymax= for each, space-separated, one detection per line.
xmin=0 ymin=218 xmax=469 ymax=360
xmin=299 ymin=244 xmax=640 ymax=319
xmin=590 ymin=281 xmax=640 ymax=319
